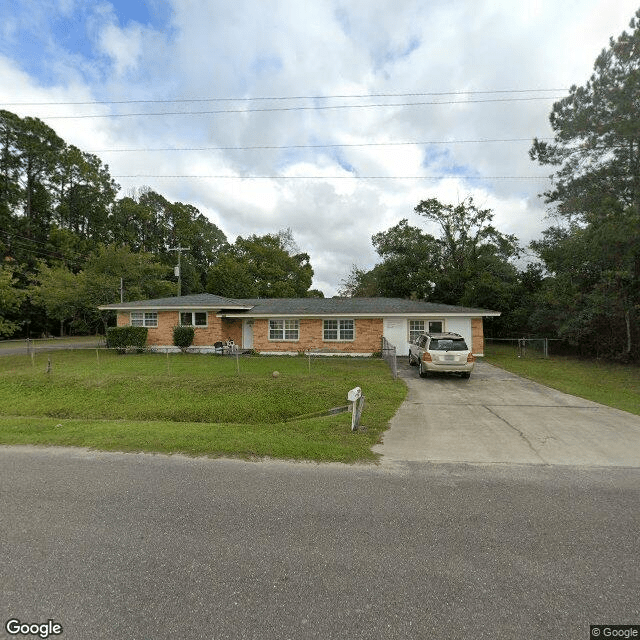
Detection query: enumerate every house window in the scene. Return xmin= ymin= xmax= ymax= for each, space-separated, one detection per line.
xmin=269 ymin=319 xmax=299 ymax=341
xmin=323 ymin=319 xmax=355 ymax=341
xmin=130 ymin=312 xmax=158 ymax=328
xmin=409 ymin=320 xmax=425 ymax=343
xmin=409 ymin=320 xmax=444 ymax=342
xmin=180 ymin=311 xmax=208 ymax=327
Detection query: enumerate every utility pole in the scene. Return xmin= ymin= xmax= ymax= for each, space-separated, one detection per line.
xmin=169 ymin=247 xmax=190 ymax=296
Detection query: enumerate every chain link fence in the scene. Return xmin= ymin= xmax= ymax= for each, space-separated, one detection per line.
xmin=1 ymin=340 xmax=397 ymax=379
xmin=381 ymin=337 xmax=397 ymax=379
xmin=485 ymin=337 xmax=568 ymax=359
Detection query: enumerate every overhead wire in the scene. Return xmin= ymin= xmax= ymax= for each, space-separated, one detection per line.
xmin=39 ymin=95 xmax=565 ymax=119
xmin=110 ymin=174 xmax=551 ymax=180
xmin=1 ymin=88 xmax=568 ymax=183
xmin=0 ymin=230 xmax=87 ymax=267
xmin=89 ymin=137 xmax=554 ymax=153
xmin=0 ymin=88 xmax=567 ymax=107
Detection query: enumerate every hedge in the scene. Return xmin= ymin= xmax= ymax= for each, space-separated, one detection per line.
xmin=106 ymin=326 xmax=148 ymax=352
xmin=173 ymin=325 xmax=195 ymax=352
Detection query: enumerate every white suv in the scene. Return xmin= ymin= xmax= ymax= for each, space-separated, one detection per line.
xmin=408 ymin=332 xmax=475 ymax=379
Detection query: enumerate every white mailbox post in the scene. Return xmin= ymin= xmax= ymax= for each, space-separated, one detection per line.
xmin=347 ymin=387 xmax=362 ymax=431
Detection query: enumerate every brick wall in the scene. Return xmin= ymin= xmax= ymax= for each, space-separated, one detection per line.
xmin=222 ymin=319 xmax=242 ymax=346
xmin=116 ymin=311 xmax=227 ymax=346
xmin=252 ymin=318 xmax=383 ymax=353
xmin=471 ymin=317 xmax=484 ymax=355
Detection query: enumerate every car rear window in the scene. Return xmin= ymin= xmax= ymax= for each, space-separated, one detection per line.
xmin=429 ymin=339 xmax=468 ymax=351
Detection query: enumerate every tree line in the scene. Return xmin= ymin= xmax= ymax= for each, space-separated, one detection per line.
xmin=0 ymin=111 xmax=317 ymax=338
xmin=2 ymin=9 xmax=639 ymax=360
xmin=341 ymin=11 xmax=640 ymax=361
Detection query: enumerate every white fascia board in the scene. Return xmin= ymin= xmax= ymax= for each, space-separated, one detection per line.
xmin=219 ymin=312 xmax=501 ymax=318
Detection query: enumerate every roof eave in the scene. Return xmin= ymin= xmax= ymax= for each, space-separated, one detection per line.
xmin=219 ymin=311 xmax=501 ymax=318
xmin=98 ymin=304 xmax=255 ymax=311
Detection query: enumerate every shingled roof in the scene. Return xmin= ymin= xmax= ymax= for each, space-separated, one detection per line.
xmin=98 ymin=293 xmax=253 ymax=310
xmin=228 ymin=297 xmax=498 ymax=316
xmin=99 ymin=294 xmax=499 ymax=316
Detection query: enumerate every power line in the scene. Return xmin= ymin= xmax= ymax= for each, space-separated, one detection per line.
xmin=40 ymin=96 xmax=564 ymax=120
xmin=0 ymin=230 xmax=87 ymax=266
xmin=111 ymin=174 xmax=551 ymax=180
xmin=1 ymin=88 xmax=567 ymax=107
xmin=90 ymin=137 xmax=553 ymax=153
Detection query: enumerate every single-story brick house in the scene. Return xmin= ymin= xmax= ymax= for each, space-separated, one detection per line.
xmin=98 ymin=294 xmax=500 ymax=356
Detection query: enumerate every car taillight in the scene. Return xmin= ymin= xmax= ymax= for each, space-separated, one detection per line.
xmin=422 ymin=352 xmax=432 ymax=362
xmin=467 ymin=353 xmax=475 ymax=362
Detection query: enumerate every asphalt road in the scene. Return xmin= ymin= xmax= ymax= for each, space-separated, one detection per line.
xmin=1 ymin=447 xmax=638 ymax=640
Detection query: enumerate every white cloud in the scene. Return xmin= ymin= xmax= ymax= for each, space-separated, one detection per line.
xmin=2 ymin=0 xmax=639 ymax=295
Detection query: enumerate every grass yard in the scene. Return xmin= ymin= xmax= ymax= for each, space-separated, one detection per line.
xmin=484 ymin=343 xmax=640 ymax=416
xmin=0 ymin=350 xmax=406 ymax=462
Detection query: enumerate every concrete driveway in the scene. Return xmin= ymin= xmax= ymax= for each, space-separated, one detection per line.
xmin=373 ymin=359 xmax=640 ymax=466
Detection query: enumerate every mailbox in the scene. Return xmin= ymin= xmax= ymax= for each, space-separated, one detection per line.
xmin=347 ymin=387 xmax=362 ymax=402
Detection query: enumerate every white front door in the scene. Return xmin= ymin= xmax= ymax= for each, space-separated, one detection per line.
xmin=383 ymin=317 xmax=408 ymax=355
xmin=242 ymin=320 xmax=254 ymax=349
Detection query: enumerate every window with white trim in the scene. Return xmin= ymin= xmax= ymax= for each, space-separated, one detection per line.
xmin=180 ymin=311 xmax=208 ymax=327
xmin=323 ymin=319 xmax=355 ymax=341
xmin=269 ymin=319 xmax=299 ymax=341
xmin=130 ymin=311 xmax=158 ymax=327
xmin=409 ymin=320 xmax=444 ymax=342
xmin=409 ymin=320 xmax=425 ymax=343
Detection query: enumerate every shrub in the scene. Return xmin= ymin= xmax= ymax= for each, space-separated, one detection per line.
xmin=106 ymin=326 xmax=148 ymax=353
xmin=173 ymin=325 xmax=195 ymax=352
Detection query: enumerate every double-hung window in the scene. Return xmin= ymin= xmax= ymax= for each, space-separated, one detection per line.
xmin=130 ymin=311 xmax=157 ymax=327
xmin=269 ymin=319 xmax=299 ymax=341
xmin=409 ymin=320 xmax=425 ymax=343
xmin=180 ymin=311 xmax=208 ymax=327
xmin=323 ymin=319 xmax=354 ymax=341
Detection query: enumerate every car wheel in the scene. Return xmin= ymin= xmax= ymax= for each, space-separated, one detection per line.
xmin=419 ymin=360 xmax=429 ymax=378
xmin=461 ymin=372 xmax=471 ymax=379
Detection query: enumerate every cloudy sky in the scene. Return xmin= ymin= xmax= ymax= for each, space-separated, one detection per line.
xmin=1 ymin=0 xmax=638 ymax=295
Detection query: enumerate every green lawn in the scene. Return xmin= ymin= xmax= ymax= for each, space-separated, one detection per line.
xmin=484 ymin=343 xmax=640 ymax=416
xmin=0 ymin=350 xmax=406 ymax=462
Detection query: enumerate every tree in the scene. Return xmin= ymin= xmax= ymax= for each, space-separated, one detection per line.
xmin=109 ymin=190 xmax=228 ymax=294
xmin=528 ymin=9 xmax=640 ymax=360
xmin=0 ymin=265 xmax=26 ymax=337
xmin=207 ymin=232 xmax=314 ymax=298
xmin=54 ymin=145 xmax=118 ymax=240
xmin=342 ymin=198 xmax=521 ymax=320
xmin=530 ymin=210 xmax=640 ymax=359
xmin=29 ymin=245 xmax=176 ymax=335
xmin=414 ymin=197 xmax=520 ymax=306
xmin=338 ymin=264 xmax=381 ymax=297
xmin=530 ymin=10 xmax=640 ymax=219
xmin=29 ymin=263 xmax=82 ymax=336
xmin=0 ymin=111 xmax=23 ymax=229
